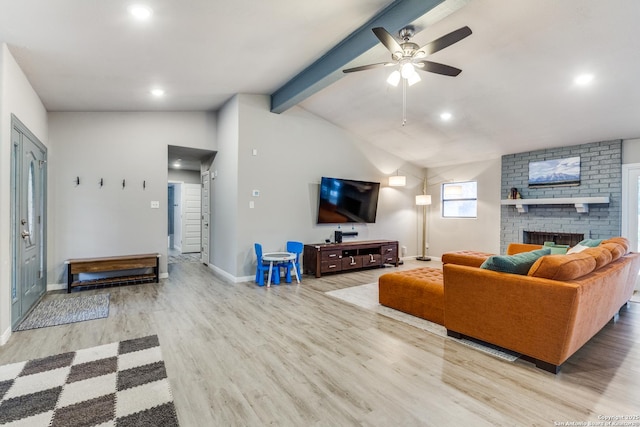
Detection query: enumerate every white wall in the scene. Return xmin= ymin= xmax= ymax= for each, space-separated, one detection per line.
xmin=214 ymin=94 xmax=421 ymax=278
xmin=0 ymin=44 xmax=48 ymax=343
xmin=47 ymin=112 xmax=216 ymax=283
xmin=623 ymin=138 xmax=640 ymax=164
xmin=426 ymin=158 xmax=502 ymax=257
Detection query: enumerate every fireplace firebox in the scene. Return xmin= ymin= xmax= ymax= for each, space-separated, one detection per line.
xmin=523 ymin=231 xmax=584 ymax=246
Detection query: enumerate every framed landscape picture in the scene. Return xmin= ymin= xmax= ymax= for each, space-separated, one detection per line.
xmin=528 ymin=156 xmax=580 ymax=187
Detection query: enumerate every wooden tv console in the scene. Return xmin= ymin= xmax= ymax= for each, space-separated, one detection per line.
xmin=303 ymin=240 xmax=399 ymax=278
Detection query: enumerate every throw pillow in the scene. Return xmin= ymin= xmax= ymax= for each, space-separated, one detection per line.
xmin=577 ymin=238 xmax=604 ymax=247
xmin=528 ymin=252 xmax=597 ymax=280
xmin=480 ymin=248 xmax=551 ymax=275
xmin=582 ymin=246 xmax=613 ymax=270
xmin=567 ymin=244 xmax=589 ymax=254
xmin=549 ymin=245 xmax=569 ymax=255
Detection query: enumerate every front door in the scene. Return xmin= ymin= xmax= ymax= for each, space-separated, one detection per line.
xmin=11 ymin=116 xmax=47 ymax=329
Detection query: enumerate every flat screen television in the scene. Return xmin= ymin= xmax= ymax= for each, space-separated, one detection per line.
xmin=528 ymin=156 xmax=580 ymax=187
xmin=317 ymin=177 xmax=380 ymax=224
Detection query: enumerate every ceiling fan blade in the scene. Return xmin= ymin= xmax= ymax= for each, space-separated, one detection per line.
xmin=343 ymin=62 xmax=395 ymax=73
xmin=415 ymin=60 xmax=462 ymax=77
xmin=416 ymin=26 xmax=472 ymax=57
xmin=372 ymin=27 xmax=403 ymax=59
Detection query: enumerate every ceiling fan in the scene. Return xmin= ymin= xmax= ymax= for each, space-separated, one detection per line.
xmin=343 ymin=25 xmax=472 ymax=83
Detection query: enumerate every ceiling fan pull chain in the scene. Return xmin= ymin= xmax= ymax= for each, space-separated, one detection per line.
xmin=402 ymin=78 xmax=407 ymax=126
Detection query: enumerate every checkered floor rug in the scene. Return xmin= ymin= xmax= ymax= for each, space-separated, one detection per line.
xmin=0 ymin=335 xmax=179 ymax=426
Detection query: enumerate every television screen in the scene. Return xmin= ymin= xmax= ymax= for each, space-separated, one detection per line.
xmin=317 ymin=177 xmax=380 ymax=224
xmin=528 ymin=156 xmax=580 ymax=187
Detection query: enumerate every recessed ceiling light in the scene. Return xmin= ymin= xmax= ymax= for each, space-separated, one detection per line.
xmin=151 ymin=88 xmax=165 ymax=97
xmin=129 ymin=5 xmax=152 ymax=21
xmin=440 ymin=112 xmax=453 ymax=121
xmin=574 ymin=73 xmax=594 ymax=86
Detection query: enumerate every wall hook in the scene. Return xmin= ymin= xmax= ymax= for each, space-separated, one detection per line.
xmin=99 ymin=178 xmax=104 ymax=188
xmin=75 ymin=176 xmax=80 ymax=186
xmin=122 ymin=179 xmax=126 ymax=189
xmin=143 ymin=180 xmax=146 ymax=190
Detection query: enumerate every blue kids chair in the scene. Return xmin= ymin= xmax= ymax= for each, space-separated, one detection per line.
xmin=254 ymin=243 xmax=280 ymax=286
xmin=283 ymin=241 xmax=303 ymax=282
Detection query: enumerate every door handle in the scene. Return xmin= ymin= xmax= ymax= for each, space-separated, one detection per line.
xmin=21 ymin=230 xmax=31 ymax=239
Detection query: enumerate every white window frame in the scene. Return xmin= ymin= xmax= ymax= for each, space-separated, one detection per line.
xmin=442 ymin=181 xmax=478 ymax=218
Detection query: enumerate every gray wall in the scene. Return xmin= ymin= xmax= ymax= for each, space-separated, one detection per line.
xmin=623 ymin=138 xmax=640 ymax=164
xmin=48 ymin=112 xmax=217 ymax=283
xmin=212 ymin=94 xmax=422 ymax=279
xmin=0 ymin=44 xmax=49 ymax=342
xmin=427 ymin=158 xmax=502 ymax=257
xmin=500 ymin=140 xmax=622 ymax=253
xmin=168 ymin=168 xmax=201 ymax=184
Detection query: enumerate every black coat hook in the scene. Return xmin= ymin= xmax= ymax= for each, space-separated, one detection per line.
xmin=122 ymin=179 xmax=126 ymax=189
xmin=100 ymin=178 xmax=104 ymax=188
xmin=75 ymin=177 xmax=80 ymax=186
xmin=143 ymin=180 xmax=146 ymax=190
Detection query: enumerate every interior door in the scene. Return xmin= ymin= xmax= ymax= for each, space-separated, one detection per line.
xmin=181 ymin=183 xmax=202 ymax=253
xmin=201 ymin=172 xmax=210 ymax=264
xmin=11 ymin=117 xmax=47 ymax=329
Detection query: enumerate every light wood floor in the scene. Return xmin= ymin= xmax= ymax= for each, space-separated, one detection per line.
xmin=2 ymin=260 xmax=639 ymax=426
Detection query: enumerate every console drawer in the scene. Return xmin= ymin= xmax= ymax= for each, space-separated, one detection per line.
xmin=321 ymin=260 xmax=342 ymax=273
xmin=362 ymin=253 xmax=382 ymax=267
xmin=321 ymin=249 xmax=342 ymax=262
xmin=381 ymin=244 xmax=398 ymax=264
xmin=341 ymin=255 xmax=363 ymax=270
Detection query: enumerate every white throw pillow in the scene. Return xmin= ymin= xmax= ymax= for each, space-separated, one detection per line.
xmin=567 ymin=244 xmax=589 ymax=254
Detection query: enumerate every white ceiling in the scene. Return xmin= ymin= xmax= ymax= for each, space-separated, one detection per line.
xmin=2 ymin=0 xmax=639 ymax=168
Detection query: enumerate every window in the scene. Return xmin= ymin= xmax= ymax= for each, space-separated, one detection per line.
xmin=442 ymin=181 xmax=477 ymax=218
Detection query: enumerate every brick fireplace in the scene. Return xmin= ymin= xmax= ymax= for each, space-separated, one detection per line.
xmin=500 ymin=140 xmax=621 ymax=253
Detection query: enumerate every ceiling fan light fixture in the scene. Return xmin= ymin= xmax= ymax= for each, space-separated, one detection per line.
xmin=387 ymin=70 xmax=401 ymax=87
xmin=401 ymin=63 xmax=416 ymax=79
xmin=407 ymin=72 xmax=421 ymax=86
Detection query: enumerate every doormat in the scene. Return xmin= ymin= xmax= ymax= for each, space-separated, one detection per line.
xmin=326 ymin=283 xmax=520 ymax=362
xmin=0 ymin=335 xmax=179 ymax=426
xmin=16 ymin=294 xmax=110 ymax=331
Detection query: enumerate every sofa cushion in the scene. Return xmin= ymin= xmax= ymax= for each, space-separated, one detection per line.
xmin=581 ymin=246 xmax=613 ymax=270
xmin=480 ymin=248 xmax=551 ymax=275
xmin=602 ymin=237 xmax=630 ymax=254
xmin=527 ymin=252 xmax=597 ymax=280
xmin=600 ymin=242 xmax=625 ymax=261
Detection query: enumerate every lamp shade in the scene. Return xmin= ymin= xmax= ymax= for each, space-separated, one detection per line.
xmin=388 ymin=175 xmax=406 ymax=187
xmin=415 ymin=194 xmax=432 ymax=206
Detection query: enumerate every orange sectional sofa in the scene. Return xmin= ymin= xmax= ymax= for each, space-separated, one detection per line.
xmin=379 ymin=237 xmax=639 ymax=373
xmin=444 ymin=238 xmax=640 ymax=373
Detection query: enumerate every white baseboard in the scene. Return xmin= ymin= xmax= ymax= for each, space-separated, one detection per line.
xmin=0 ymin=327 xmax=11 ymax=346
xmin=159 ymin=272 xmax=169 ymax=279
xmin=404 ymin=256 xmax=442 ymax=262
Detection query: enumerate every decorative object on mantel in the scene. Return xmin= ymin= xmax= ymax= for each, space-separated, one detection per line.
xmin=501 ymin=196 xmax=610 ymax=213
xmin=508 ymin=187 xmax=522 ymax=199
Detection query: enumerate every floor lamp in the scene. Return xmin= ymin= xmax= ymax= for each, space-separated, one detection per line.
xmin=415 ymin=183 xmax=432 ymax=261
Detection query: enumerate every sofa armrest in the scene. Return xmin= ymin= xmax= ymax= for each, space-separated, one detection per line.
xmin=506 ymin=243 xmax=543 ymax=255
xmin=443 ymin=264 xmax=579 ymax=365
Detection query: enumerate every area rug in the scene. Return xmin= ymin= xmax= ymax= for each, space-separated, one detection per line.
xmin=326 ymin=283 xmax=520 ymax=362
xmin=168 ymin=252 xmax=201 ymax=264
xmin=0 ymin=335 xmax=179 ymax=426
xmin=16 ymin=294 xmax=110 ymax=331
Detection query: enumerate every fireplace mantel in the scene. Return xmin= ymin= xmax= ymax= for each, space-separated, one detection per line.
xmin=501 ymin=196 xmax=610 ymax=213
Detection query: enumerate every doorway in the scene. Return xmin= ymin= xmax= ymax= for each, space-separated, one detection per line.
xmin=11 ymin=115 xmax=47 ymax=329
xmin=622 ymin=163 xmax=640 ymax=291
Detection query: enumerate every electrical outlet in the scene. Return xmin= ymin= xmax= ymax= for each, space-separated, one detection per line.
xmin=150 ymin=201 xmax=160 ymax=209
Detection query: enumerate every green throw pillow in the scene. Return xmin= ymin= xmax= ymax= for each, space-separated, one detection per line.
xmin=578 ymin=238 xmax=603 ymax=247
xmin=549 ymin=244 xmax=569 ymax=255
xmin=480 ymin=248 xmax=551 ymax=275
xmin=543 ymin=241 xmax=555 ymax=247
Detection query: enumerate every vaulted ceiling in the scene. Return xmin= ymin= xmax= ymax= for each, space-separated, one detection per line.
xmin=1 ymin=0 xmax=639 ymax=168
